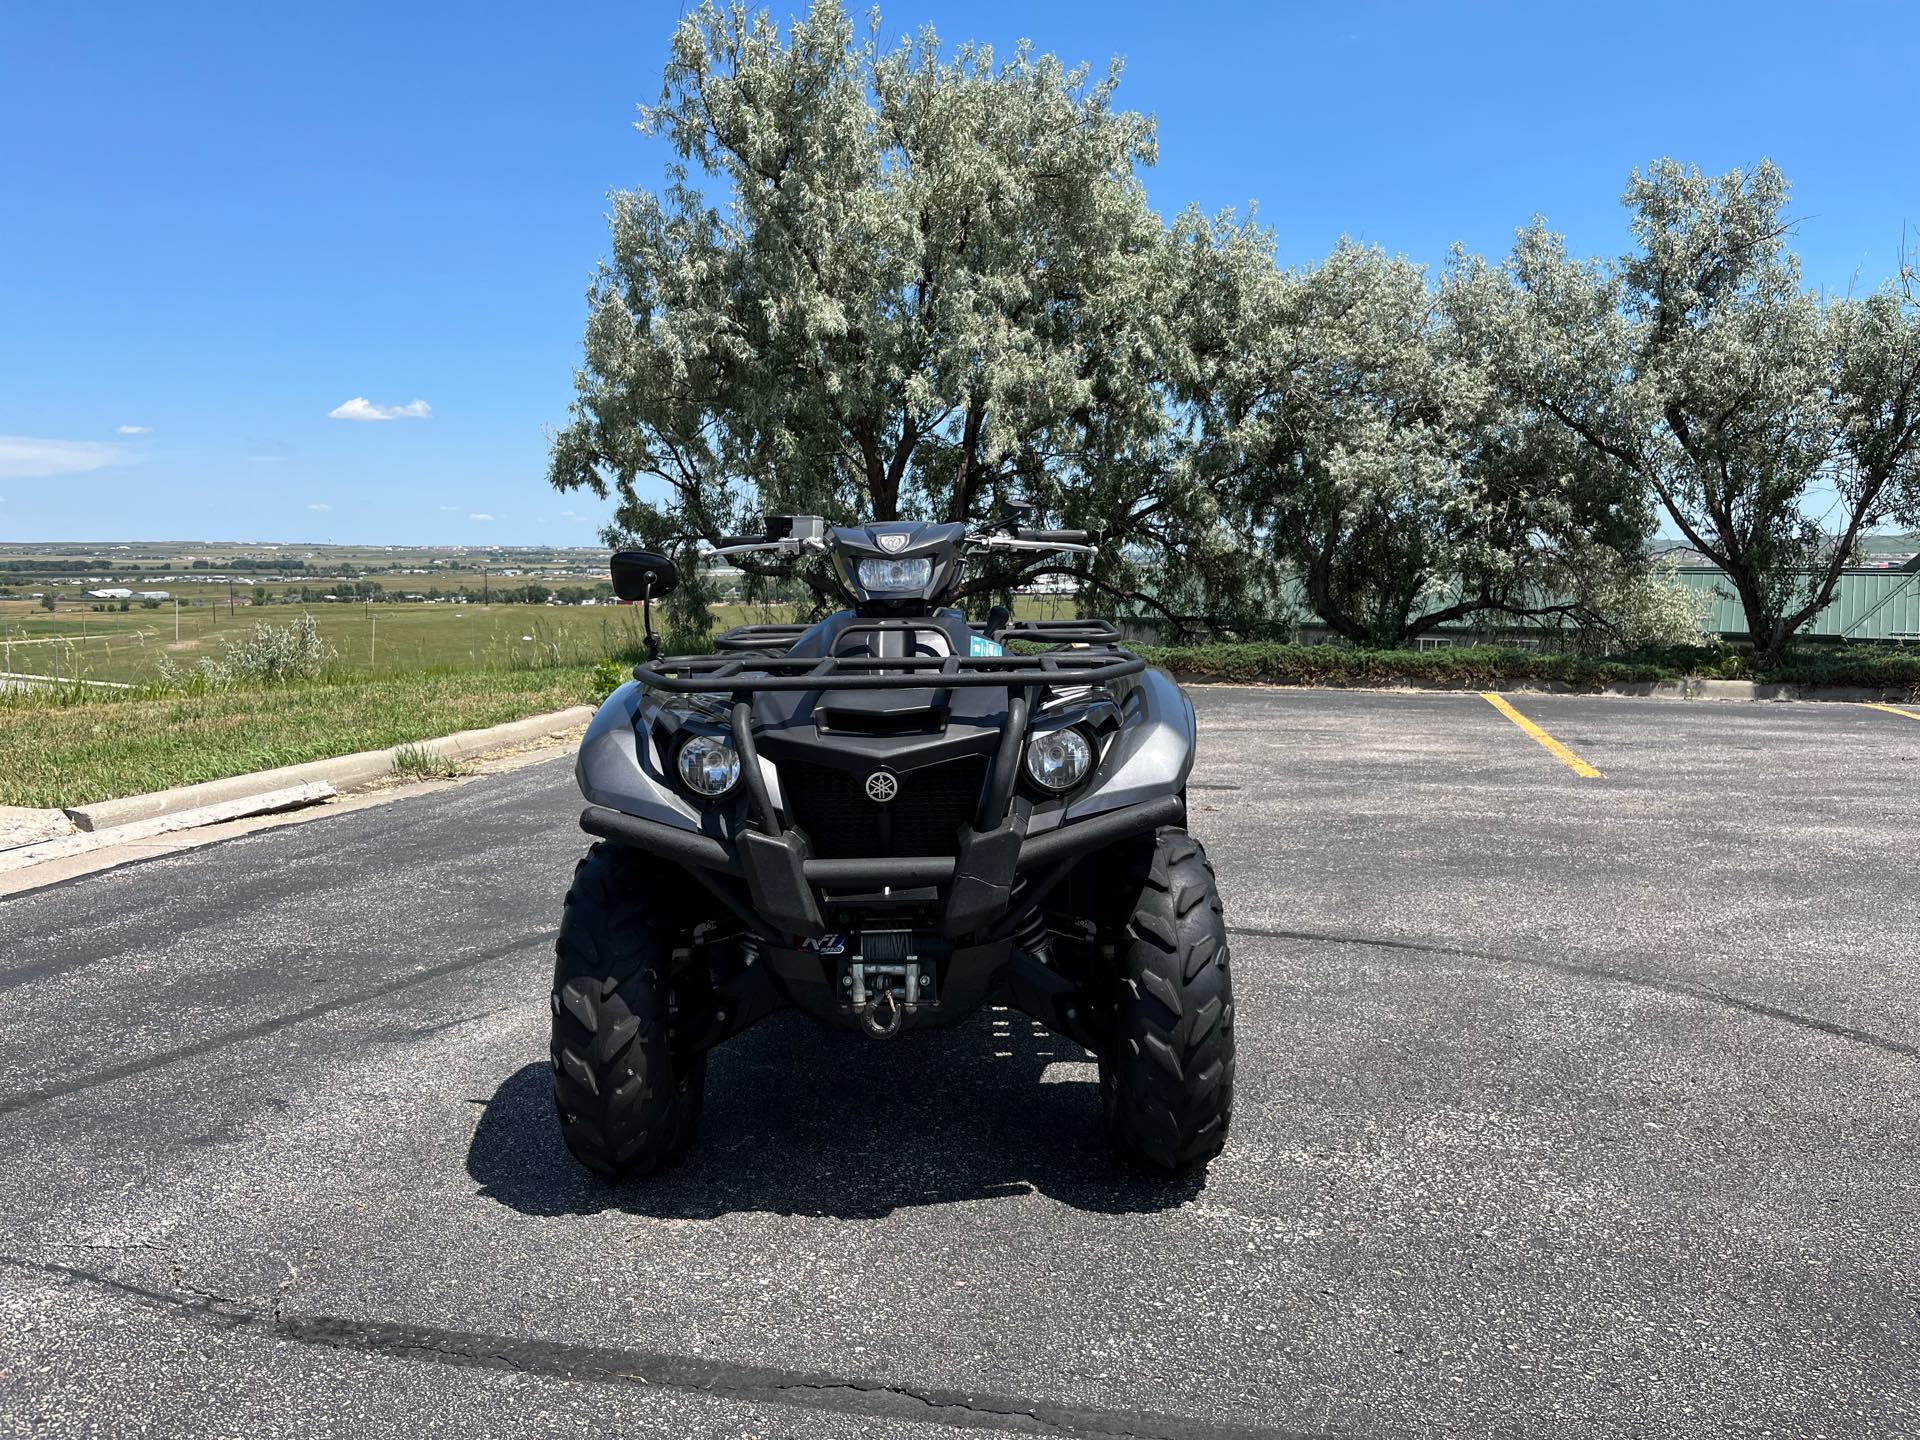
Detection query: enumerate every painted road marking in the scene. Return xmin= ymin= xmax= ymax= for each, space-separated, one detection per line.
xmin=1862 ymin=702 xmax=1920 ymax=722
xmin=1479 ymin=692 xmax=1605 ymax=778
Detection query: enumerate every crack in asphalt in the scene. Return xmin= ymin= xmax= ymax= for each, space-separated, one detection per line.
xmin=1226 ymin=924 xmax=1919 ymax=1061
xmin=4 ymin=1256 xmax=1331 ymax=1440
xmin=0 ymin=928 xmax=557 ymax=1120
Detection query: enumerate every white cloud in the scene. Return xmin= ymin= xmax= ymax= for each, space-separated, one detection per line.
xmin=559 ymin=509 xmax=579 ymax=519
xmin=468 ymin=512 xmax=495 ymax=522
xmin=115 ymin=424 xmax=153 ymax=436
xmin=328 ymin=397 xmax=432 ymax=422
xmin=438 ymin=504 xmax=462 ymax=511
xmin=0 ymin=435 xmax=132 ymax=479
xmin=308 ymin=503 xmax=331 ymax=512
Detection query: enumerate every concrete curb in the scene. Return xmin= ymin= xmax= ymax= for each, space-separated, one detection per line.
xmin=63 ymin=704 xmax=594 ymax=833
xmin=1 ymin=784 xmax=336 ymax=873
xmin=1170 ymin=673 xmax=1913 ymax=704
xmin=0 ymin=806 xmax=75 ymax=850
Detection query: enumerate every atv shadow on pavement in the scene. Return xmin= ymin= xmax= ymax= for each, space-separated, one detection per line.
xmin=466 ymin=1009 xmax=1207 ymax=1220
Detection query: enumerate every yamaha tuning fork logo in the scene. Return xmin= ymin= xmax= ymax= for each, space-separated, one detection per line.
xmin=876 ymin=532 xmax=910 ymax=553
xmin=864 ymin=771 xmax=899 ymax=803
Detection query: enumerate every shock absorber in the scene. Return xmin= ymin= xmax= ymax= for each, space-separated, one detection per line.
xmin=1009 ymin=892 xmax=1054 ymax=968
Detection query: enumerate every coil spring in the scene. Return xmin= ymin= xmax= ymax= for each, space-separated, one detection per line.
xmin=1009 ymin=898 xmax=1055 ymax=968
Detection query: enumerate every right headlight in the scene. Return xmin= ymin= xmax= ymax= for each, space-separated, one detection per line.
xmin=676 ymin=733 xmax=741 ymax=797
xmin=1024 ymin=727 xmax=1093 ymax=792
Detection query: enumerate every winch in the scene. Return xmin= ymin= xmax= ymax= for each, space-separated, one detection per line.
xmin=841 ymin=930 xmax=931 ymax=1038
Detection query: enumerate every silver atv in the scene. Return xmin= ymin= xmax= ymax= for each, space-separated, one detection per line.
xmin=552 ymin=510 xmax=1234 ymax=1176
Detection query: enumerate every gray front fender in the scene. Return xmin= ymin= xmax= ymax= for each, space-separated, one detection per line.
xmin=1064 ymin=667 xmax=1196 ymax=822
xmin=574 ymin=681 xmax=703 ymax=830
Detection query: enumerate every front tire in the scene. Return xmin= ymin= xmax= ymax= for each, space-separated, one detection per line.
xmin=550 ymin=842 xmax=705 ymax=1178
xmin=1098 ymin=827 xmax=1235 ymax=1171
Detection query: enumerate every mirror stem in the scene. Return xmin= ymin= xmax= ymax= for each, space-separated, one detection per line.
xmin=642 ymin=578 xmax=662 ymax=661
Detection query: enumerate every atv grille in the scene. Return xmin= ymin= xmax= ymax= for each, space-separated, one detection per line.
xmin=779 ymin=755 xmax=987 ymax=860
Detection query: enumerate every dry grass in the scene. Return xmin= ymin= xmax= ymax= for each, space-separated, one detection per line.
xmin=0 ymin=667 xmax=597 ymax=809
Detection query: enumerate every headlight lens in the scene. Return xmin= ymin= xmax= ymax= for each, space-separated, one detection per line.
xmin=676 ymin=734 xmax=740 ymax=797
xmin=1024 ymin=727 xmax=1093 ymax=791
xmin=856 ymin=556 xmax=933 ymax=592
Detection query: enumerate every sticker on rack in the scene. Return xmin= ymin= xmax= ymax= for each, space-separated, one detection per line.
xmin=969 ymin=634 xmax=1003 ymax=657
xmin=799 ymin=933 xmax=847 ymax=955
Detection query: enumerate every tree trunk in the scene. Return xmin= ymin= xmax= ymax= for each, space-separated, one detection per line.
xmin=1727 ymin=568 xmax=1788 ymax=661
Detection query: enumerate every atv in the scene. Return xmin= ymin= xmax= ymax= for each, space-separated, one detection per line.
xmin=551 ymin=509 xmax=1233 ymax=1177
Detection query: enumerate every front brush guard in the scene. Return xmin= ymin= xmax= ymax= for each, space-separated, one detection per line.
xmin=579 ymin=792 xmax=1184 ymax=941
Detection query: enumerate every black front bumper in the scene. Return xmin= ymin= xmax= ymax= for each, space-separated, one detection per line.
xmin=579 ymin=794 xmax=1183 ymax=940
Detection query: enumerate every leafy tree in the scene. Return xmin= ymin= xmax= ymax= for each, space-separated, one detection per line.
xmin=548 ymin=0 xmax=1240 ymax=639
xmin=1501 ymin=161 xmax=1920 ymax=657
xmin=1184 ymin=224 xmax=1647 ymax=647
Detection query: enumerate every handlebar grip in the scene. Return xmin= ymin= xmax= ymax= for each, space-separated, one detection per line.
xmin=1015 ymin=528 xmax=1091 ymax=545
xmin=713 ymin=535 xmax=766 ymax=550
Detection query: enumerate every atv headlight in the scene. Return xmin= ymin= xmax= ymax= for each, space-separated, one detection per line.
xmin=1024 ymin=727 xmax=1092 ymax=792
xmin=855 ymin=557 xmax=933 ymax=592
xmin=676 ymin=734 xmax=740 ymax=797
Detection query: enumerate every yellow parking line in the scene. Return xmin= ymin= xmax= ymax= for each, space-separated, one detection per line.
xmin=1862 ymin=702 xmax=1920 ymax=722
xmin=1479 ymin=692 xmax=1605 ymax=778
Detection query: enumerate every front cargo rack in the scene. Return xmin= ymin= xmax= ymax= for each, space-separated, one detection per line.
xmin=994 ymin=618 xmax=1124 ymax=646
xmin=633 ymin=647 xmax=1144 ymax=694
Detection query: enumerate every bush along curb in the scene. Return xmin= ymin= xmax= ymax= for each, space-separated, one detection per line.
xmin=1166 ymin=671 xmax=1913 ymax=704
xmin=1132 ymin=642 xmax=1920 ymax=701
xmin=62 ymin=705 xmax=594 ymax=833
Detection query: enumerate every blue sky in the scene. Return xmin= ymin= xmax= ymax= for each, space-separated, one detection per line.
xmin=2 ymin=1 xmax=1915 ymax=544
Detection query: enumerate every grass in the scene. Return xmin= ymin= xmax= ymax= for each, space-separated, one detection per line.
xmin=0 ymin=667 xmax=599 ymax=810
xmin=0 ymin=601 xmax=663 ymax=686
xmin=0 ymin=595 xmax=1089 ymax=809
xmin=390 ymin=743 xmax=468 ymax=781
xmin=0 ymin=594 xmax=1086 ymax=686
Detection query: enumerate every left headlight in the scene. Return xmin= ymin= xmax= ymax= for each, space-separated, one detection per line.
xmin=676 ymin=733 xmax=741 ymax=797
xmin=1024 ymin=727 xmax=1093 ymax=792
xmin=856 ymin=556 xmax=933 ymax=592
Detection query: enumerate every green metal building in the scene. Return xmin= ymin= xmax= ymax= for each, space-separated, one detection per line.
xmin=1676 ymin=559 xmax=1920 ymax=642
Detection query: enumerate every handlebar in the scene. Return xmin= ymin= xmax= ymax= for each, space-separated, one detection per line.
xmin=704 ymin=521 xmax=1095 ymax=559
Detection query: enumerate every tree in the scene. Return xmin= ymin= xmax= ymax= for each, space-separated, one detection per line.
xmin=548 ymin=0 xmax=1241 ymax=640
xmin=38 ymin=593 xmax=55 ymax=612
xmin=1184 ymin=225 xmax=1647 ymax=647
xmin=1502 ymin=161 xmax=1920 ymax=658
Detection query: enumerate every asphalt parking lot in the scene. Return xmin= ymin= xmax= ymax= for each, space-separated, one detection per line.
xmin=2 ymin=687 xmax=1917 ymax=1439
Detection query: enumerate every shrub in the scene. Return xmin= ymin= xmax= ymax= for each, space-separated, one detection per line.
xmin=588 ymin=658 xmax=629 ymax=704
xmin=1126 ymin=640 xmax=1920 ymax=697
xmin=1132 ymin=642 xmax=1678 ymax=689
xmin=158 ymin=612 xmax=333 ymax=687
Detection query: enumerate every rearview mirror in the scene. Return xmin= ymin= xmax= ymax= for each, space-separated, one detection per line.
xmin=610 ymin=550 xmax=678 ymax=602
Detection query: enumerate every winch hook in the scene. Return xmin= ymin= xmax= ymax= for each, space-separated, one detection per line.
xmin=860 ymin=986 xmax=905 ymax=1040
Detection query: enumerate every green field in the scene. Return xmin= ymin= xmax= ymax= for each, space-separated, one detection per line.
xmin=0 ymin=668 xmax=604 ymax=810
xmin=0 ymin=599 xmax=776 ymax=685
xmin=0 ymin=593 xmax=1082 ymax=686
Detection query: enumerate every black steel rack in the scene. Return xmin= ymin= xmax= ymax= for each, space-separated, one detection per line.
xmin=994 ymin=618 xmax=1124 ymax=646
xmin=633 ymin=647 xmax=1143 ymax=695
